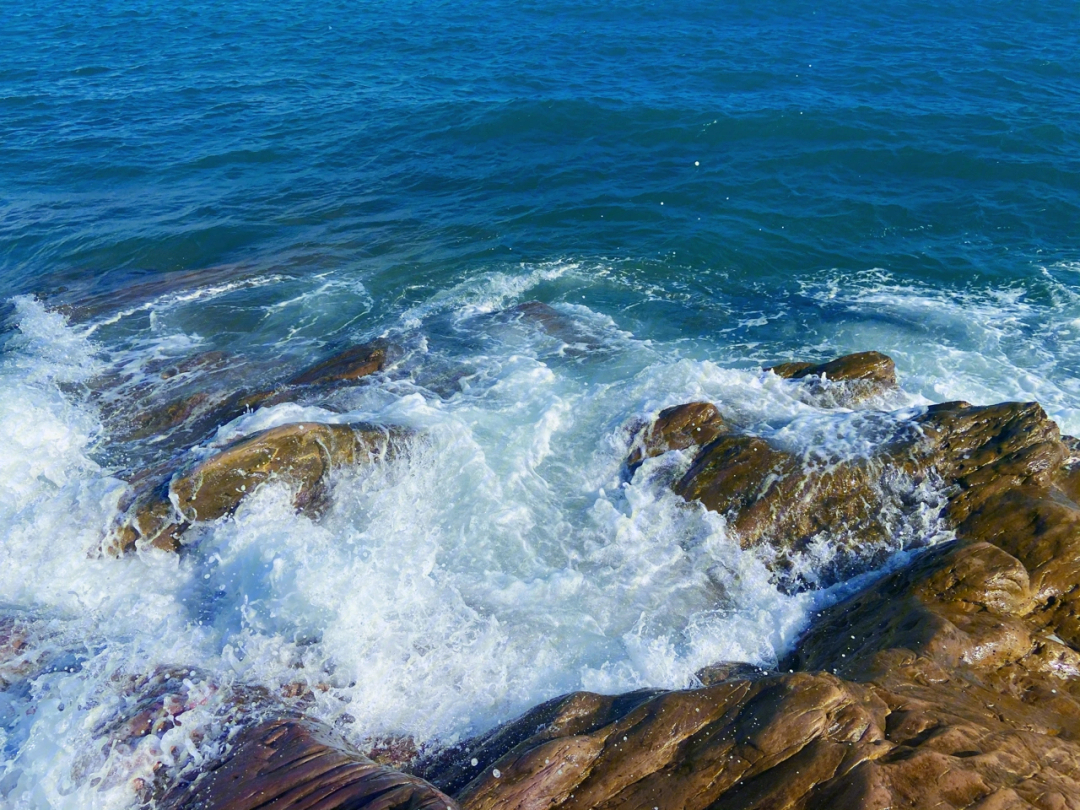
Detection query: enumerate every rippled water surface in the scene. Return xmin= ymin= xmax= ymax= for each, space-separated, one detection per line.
xmin=2 ymin=1 xmax=1079 ymax=807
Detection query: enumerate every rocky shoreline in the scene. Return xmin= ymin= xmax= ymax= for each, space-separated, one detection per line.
xmin=6 ymin=303 xmax=1080 ymax=809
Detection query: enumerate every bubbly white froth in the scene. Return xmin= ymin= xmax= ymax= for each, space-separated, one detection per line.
xmin=2 ymin=259 xmax=1072 ymax=808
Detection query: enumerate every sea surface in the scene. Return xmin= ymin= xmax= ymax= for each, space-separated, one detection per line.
xmin=2 ymin=1 xmax=1079 ymax=807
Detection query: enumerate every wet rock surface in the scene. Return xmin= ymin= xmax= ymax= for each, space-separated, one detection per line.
xmin=286 ymin=340 xmax=389 ymax=388
xmin=768 ymin=350 xmax=899 ymax=406
xmin=409 ymin=352 xmax=1080 ymax=810
xmin=68 ymin=347 xmax=1080 ymax=808
xmin=626 ymin=401 xmax=727 ymax=472
xmin=160 ymin=718 xmax=458 ymax=810
xmin=107 ymin=421 xmax=408 ymax=555
xmin=171 ymin=421 xmax=405 ymax=523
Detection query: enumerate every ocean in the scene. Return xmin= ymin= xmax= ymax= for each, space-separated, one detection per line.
xmin=1 ymin=1 xmax=1079 ymax=806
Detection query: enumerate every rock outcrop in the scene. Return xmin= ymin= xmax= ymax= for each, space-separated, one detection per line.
xmin=411 ymin=352 xmax=1080 ymax=810
xmin=73 ymin=346 xmax=1080 ymax=808
xmin=768 ymin=350 xmax=899 ymax=406
xmin=108 ymin=422 xmax=408 ymax=555
xmin=626 ymin=401 xmax=727 ymax=472
xmin=160 ymin=718 xmax=457 ymax=810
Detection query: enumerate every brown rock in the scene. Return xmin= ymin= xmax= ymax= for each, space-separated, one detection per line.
xmin=171 ymin=422 xmax=405 ymax=523
xmin=626 ymin=401 xmax=727 ymax=471
xmin=672 ymin=433 xmax=899 ymax=582
xmin=118 ymin=388 xmax=268 ymax=451
xmin=769 ymin=350 xmax=897 ymax=387
xmin=109 ymin=422 xmax=408 ymax=555
xmin=767 ymin=351 xmax=898 ymax=406
xmin=287 ymin=341 xmax=388 ymax=388
xmin=530 ymin=372 xmax=1080 ymax=810
xmin=160 ymin=717 xmax=457 ymax=810
xmin=429 ymin=656 xmax=1080 ymax=810
xmin=1054 ymin=435 xmax=1080 ymax=503
xmin=156 ymin=350 xmax=230 ymax=380
xmin=109 ymin=487 xmax=188 ymax=555
xmin=425 ymin=674 xmax=894 ymax=810
xmin=123 ymin=391 xmax=215 ymax=441
xmin=788 ymin=542 xmax=1039 ymax=679
xmin=917 ymin=400 xmax=1067 ymax=523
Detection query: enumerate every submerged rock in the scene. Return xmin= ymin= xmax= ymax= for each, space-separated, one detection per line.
xmin=160 ymin=717 xmax=457 ymax=810
xmin=108 ymin=421 xmax=409 ymax=555
xmin=286 ymin=340 xmax=389 ymax=388
xmin=503 ymin=301 xmax=606 ymax=355
xmin=114 ymin=339 xmax=391 ymax=449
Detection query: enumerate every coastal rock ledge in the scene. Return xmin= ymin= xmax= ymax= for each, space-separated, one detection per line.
xmin=14 ymin=351 xmax=1080 ymax=808
xmin=410 ymin=352 xmax=1080 ymax=810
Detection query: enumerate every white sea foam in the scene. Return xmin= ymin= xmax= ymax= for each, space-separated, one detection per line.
xmin=798 ymin=266 xmax=1080 ymax=434
xmin=2 ymin=258 xmax=1074 ymax=808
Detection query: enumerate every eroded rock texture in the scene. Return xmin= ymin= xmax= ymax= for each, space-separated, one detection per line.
xmin=414 ymin=353 xmax=1080 ymax=810
xmin=161 ymin=718 xmax=457 ymax=810
xmin=768 ymin=350 xmax=899 ymax=406
xmin=107 ymin=421 xmax=408 ymax=555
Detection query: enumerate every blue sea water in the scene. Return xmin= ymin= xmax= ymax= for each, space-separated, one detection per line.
xmin=1 ymin=1 xmax=1079 ymax=806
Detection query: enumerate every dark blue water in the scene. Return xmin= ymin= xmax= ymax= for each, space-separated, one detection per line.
xmin=2 ymin=3 xmax=1080 ymax=806
xmin=4 ymin=0 xmax=1078 ymax=294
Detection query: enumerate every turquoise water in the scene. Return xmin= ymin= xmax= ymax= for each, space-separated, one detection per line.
xmin=1 ymin=2 xmax=1080 ymax=807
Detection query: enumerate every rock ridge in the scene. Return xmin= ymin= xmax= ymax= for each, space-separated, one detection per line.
xmin=412 ymin=351 xmax=1080 ymax=810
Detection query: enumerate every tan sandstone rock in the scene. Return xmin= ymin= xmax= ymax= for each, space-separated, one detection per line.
xmin=428 ymin=353 xmax=1080 ymax=810
xmin=108 ymin=421 xmax=408 ymax=555
xmin=626 ymin=401 xmax=727 ymax=471
xmin=160 ymin=717 xmax=457 ymax=810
